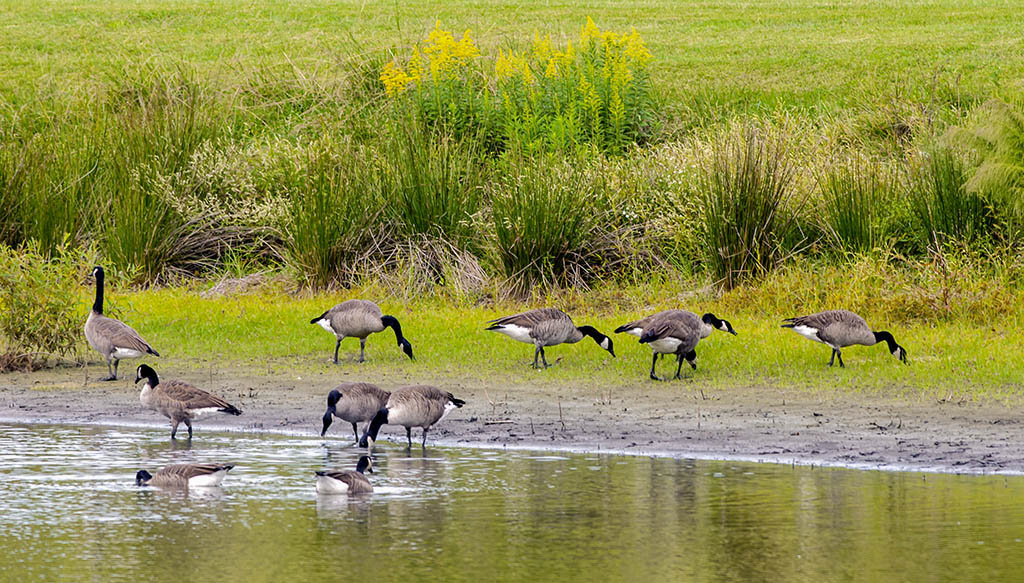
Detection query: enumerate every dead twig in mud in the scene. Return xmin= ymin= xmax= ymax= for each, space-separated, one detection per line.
xmin=869 ymin=416 xmax=903 ymax=432
xmin=484 ymin=419 xmax=514 ymax=425
xmin=530 ymin=418 xmax=535 ymax=435
xmin=558 ymin=400 xmax=566 ymax=431
xmin=483 ymin=388 xmax=508 ymax=415
xmin=697 ymin=406 xmax=702 ymax=430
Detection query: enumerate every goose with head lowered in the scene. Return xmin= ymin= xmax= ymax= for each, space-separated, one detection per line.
xmin=485 ymin=308 xmax=614 ymax=368
xmin=321 ymin=382 xmax=392 ymax=443
xmin=615 ymin=310 xmax=737 ymax=380
xmin=135 ymin=463 xmax=234 ymax=488
xmin=135 ymin=364 xmax=242 ymax=439
xmin=310 ymin=300 xmax=413 ymax=364
xmin=782 ymin=309 xmax=907 ymax=367
xmin=84 ymin=266 xmax=159 ymax=381
xmin=359 ymin=385 xmax=465 ymax=449
xmin=315 ymin=455 xmax=374 ymax=495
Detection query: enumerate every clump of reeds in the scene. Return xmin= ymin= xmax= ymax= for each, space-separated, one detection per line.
xmin=696 ymin=126 xmax=802 ymax=289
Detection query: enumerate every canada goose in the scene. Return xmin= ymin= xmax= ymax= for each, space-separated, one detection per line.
xmin=135 ymin=463 xmax=234 ymax=488
xmin=315 ymin=455 xmax=374 ymax=494
xmin=321 ymin=382 xmax=392 ymax=442
xmin=358 ymin=385 xmax=465 ymax=448
xmin=485 ymin=308 xmax=615 ymax=368
xmin=135 ymin=364 xmax=242 ymax=439
xmin=615 ymin=310 xmax=737 ymax=380
xmin=782 ymin=310 xmax=908 ymax=367
xmin=310 ymin=300 xmax=413 ymax=364
xmin=84 ymin=266 xmax=159 ymax=381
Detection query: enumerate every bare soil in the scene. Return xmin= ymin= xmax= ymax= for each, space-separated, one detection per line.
xmin=2 ymin=362 xmax=1021 ymax=474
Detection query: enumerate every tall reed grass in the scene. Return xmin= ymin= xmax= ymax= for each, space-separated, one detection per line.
xmin=696 ymin=127 xmax=802 ymax=289
xmin=817 ymin=156 xmax=895 ymax=252
xmin=910 ymin=149 xmax=991 ymax=248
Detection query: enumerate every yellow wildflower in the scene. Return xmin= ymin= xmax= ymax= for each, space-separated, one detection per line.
xmin=580 ymin=16 xmax=601 ymax=49
xmin=623 ymin=28 xmax=652 ymax=66
xmin=380 ymin=61 xmax=413 ymax=96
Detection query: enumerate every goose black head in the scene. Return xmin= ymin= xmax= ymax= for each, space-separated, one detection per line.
xmin=359 ymin=408 xmax=389 ymax=448
xmin=321 ymin=390 xmax=342 ymax=436
xmin=134 ymin=364 xmax=159 ymax=387
xmin=875 ymin=331 xmax=908 ymax=364
xmin=90 ymin=266 xmax=103 ymax=279
xmin=135 ymin=470 xmax=152 ymax=486
xmin=356 ymin=455 xmax=373 ymax=474
xmin=578 ymin=326 xmax=615 ymax=357
xmin=684 ymin=350 xmax=697 ymax=370
xmin=702 ymin=313 xmax=737 ymax=335
xmin=399 ymin=338 xmax=414 ymax=361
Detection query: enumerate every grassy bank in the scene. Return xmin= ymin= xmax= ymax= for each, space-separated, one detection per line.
xmin=23 ymin=259 xmax=1022 ymax=400
xmin=2 ymin=1 xmax=1023 ymax=394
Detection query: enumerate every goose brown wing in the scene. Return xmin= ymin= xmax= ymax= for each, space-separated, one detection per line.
xmin=158 ymin=463 xmax=232 ymax=480
xmin=93 ymin=315 xmax=157 ymax=354
xmin=320 ymin=470 xmax=372 ymax=493
xmin=160 ymin=380 xmax=237 ymax=411
xmin=487 ymin=308 xmax=570 ymax=328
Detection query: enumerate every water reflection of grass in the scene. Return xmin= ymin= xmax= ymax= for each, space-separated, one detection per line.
xmin=73 ymin=280 xmax=1024 ymax=399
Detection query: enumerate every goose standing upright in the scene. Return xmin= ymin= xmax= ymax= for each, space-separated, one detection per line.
xmin=782 ymin=310 xmax=908 ymax=367
xmin=310 ymin=300 xmax=413 ymax=364
xmin=615 ymin=310 xmax=737 ymax=380
xmin=315 ymin=455 xmax=374 ymax=495
xmin=485 ymin=308 xmax=615 ymax=368
xmin=84 ymin=266 xmax=159 ymax=381
xmin=135 ymin=364 xmax=242 ymax=439
xmin=320 ymin=382 xmax=392 ymax=442
xmin=135 ymin=463 xmax=234 ymax=488
xmin=358 ymin=386 xmax=465 ymax=448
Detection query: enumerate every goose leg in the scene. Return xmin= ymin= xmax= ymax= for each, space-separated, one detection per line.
xmin=540 ymin=347 xmax=549 ymax=368
xmin=333 ymin=338 xmax=342 ymax=364
xmin=351 ymin=422 xmax=360 ymax=443
xmin=836 ymin=349 xmax=845 ymax=368
xmin=673 ymin=354 xmax=684 ymax=380
xmin=828 ymin=349 xmax=837 ymax=367
xmin=533 ymin=345 xmax=542 ymax=369
xmin=421 ymin=427 xmax=428 ymax=448
xmin=170 ymin=419 xmax=180 ymax=439
xmin=101 ymin=358 xmax=117 ymax=382
xmin=184 ymin=418 xmax=193 ymax=439
xmin=405 ymin=426 xmax=413 ymax=448
xmin=649 ymin=353 xmax=662 ymax=381
xmin=358 ymin=338 xmax=367 ymax=363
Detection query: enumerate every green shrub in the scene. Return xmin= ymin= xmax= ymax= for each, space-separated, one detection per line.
xmin=284 ymin=142 xmax=386 ymax=289
xmin=380 ymin=19 xmax=657 ymax=154
xmin=909 ymin=149 xmax=992 ymax=248
xmin=0 ymin=242 xmax=88 ymax=368
xmin=960 ymin=99 xmax=1024 ymax=238
xmin=817 ymin=156 xmax=896 ymax=252
xmin=490 ymin=154 xmax=617 ymax=294
xmin=697 ymin=127 xmax=802 ymax=289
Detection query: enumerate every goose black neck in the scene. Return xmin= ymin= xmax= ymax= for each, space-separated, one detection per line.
xmin=577 ymin=325 xmax=607 ymax=344
xmin=381 ymin=315 xmax=404 ymax=344
xmin=874 ymin=331 xmax=898 ymax=352
xmin=356 ymin=456 xmax=371 ymax=474
xmin=135 ymin=470 xmax=152 ymax=486
xmin=92 ymin=267 xmax=104 ymax=314
xmin=359 ymin=408 xmax=389 ymax=447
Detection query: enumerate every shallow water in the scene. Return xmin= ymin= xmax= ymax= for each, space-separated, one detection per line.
xmin=1 ymin=423 xmax=1022 ymax=582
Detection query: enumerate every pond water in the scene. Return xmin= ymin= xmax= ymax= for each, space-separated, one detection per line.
xmin=1 ymin=423 xmax=1022 ymax=582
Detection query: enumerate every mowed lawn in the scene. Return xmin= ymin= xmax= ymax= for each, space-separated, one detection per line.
xmin=3 ymin=0 xmax=1024 ymax=127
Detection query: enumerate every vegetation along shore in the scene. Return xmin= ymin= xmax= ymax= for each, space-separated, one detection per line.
xmin=1 ymin=1 xmax=1022 ymax=468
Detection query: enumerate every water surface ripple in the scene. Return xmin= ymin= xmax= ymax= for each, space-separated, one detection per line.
xmin=2 ymin=423 xmax=1022 ymax=582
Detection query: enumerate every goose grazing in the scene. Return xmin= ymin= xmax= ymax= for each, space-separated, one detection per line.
xmin=315 ymin=455 xmax=374 ymax=495
xmin=358 ymin=386 xmax=465 ymax=448
xmin=135 ymin=364 xmax=242 ymax=439
xmin=485 ymin=308 xmax=615 ymax=368
xmin=84 ymin=266 xmax=159 ymax=381
xmin=310 ymin=300 xmax=413 ymax=364
xmin=782 ymin=310 xmax=908 ymax=367
xmin=321 ymin=382 xmax=392 ymax=442
xmin=615 ymin=310 xmax=737 ymax=380
xmin=135 ymin=463 xmax=234 ymax=488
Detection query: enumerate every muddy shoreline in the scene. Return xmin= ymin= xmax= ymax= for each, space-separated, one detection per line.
xmin=2 ymin=365 xmax=1021 ymax=475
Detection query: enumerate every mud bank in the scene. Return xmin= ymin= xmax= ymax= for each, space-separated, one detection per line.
xmin=2 ymin=364 xmax=1020 ymax=474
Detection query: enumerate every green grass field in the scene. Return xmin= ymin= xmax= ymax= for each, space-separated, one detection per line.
xmin=70 ymin=278 xmax=1021 ymax=399
xmin=4 ymin=0 xmax=1024 ymax=131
